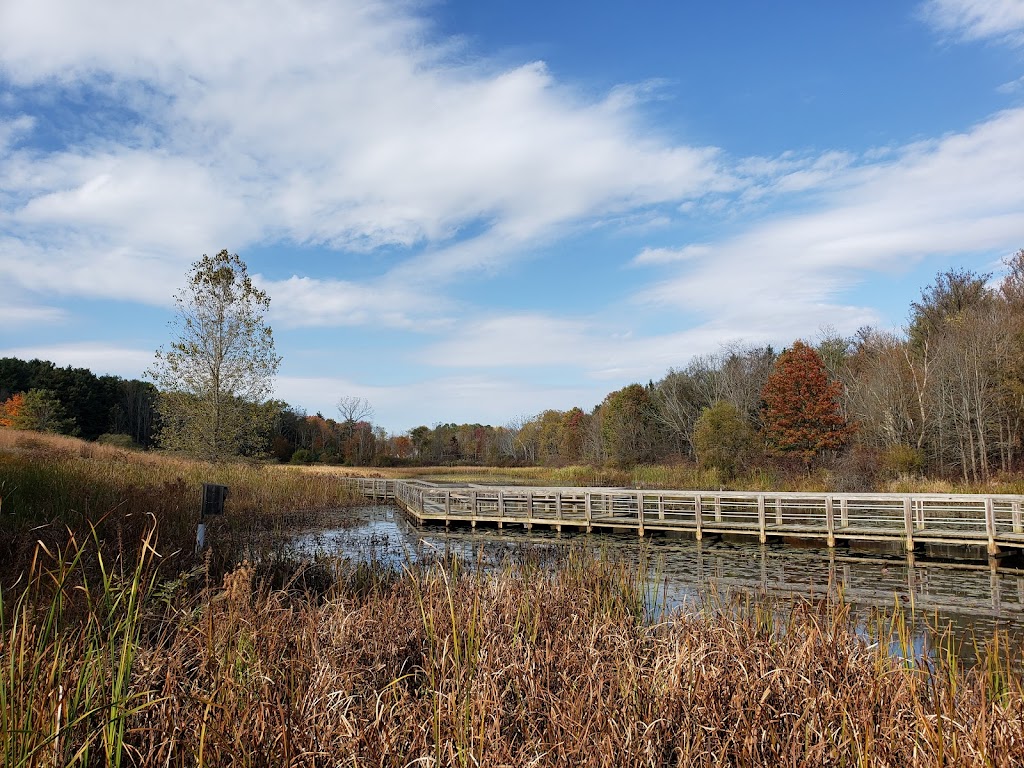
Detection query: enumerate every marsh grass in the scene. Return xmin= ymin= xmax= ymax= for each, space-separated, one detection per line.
xmin=0 ymin=429 xmax=362 ymax=579
xmin=3 ymin=524 xmax=1023 ymax=767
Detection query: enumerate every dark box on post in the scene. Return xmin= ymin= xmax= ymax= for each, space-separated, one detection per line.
xmin=202 ymin=483 xmax=229 ymax=518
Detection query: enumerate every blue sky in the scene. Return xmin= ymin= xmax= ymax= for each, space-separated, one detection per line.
xmin=2 ymin=0 xmax=1024 ymax=433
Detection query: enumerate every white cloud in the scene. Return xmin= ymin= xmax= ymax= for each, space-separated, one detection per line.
xmin=0 ymin=0 xmax=730 ymax=315
xmin=416 ymin=312 xmax=779 ymax=385
xmin=632 ymin=244 xmax=710 ymax=266
xmin=635 ymin=108 xmax=1024 ymax=334
xmin=920 ymin=0 xmax=1024 ymax=44
xmin=998 ymin=74 xmax=1024 ymax=91
xmin=0 ymin=303 xmax=67 ymax=326
xmin=0 ymin=342 xmax=153 ymax=378
xmin=262 ymin=274 xmax=452 ymax=330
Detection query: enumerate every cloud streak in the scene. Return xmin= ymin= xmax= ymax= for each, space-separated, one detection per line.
xmin=920 ymin=0 xmax=1024 ymax=44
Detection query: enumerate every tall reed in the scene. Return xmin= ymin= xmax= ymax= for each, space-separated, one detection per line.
xmin=0 ymin=518 xmax=160 ymax=767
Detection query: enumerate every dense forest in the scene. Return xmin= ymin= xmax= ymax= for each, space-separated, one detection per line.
xmin=3 ymin=252 xmax=1024 ymax=485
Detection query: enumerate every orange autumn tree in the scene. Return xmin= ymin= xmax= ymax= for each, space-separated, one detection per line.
xmin=0 ymin=392 xmax=25 ymax=428
xmin=761 ymin=340 xmax=853 ymax=468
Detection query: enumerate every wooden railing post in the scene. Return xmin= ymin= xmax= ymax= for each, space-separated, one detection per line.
xmin=1013 ymin=501 xmax=1022 ymax=535
xmin=585 ymin=492 xmax=592 ymax=531
xmin=775 ymin=497 xmax=783 ymax=526
xmin=695 ymin=495 xmax=703 ymax=541
xmin=757 ymin=494 xmax=766 ymax=543
xmin=637 ymin=492 xmax=645 ymax=537
xmin=840 ymin=498 xmax=848 ymax=529
xmin=825 ymin=497 xmax=835 ymax=548
xmin=986 ymin=497 xmax=997 ymax=556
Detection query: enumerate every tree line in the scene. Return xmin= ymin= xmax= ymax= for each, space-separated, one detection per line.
xmin=0 ymin=358 xmax=158 ymax=446
xmin=3 ymin=249 xmax=1023 ymax=485
xmin=400 ymin=250 xmax=1024 ymax=485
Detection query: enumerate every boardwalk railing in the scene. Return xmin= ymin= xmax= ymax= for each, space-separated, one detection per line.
xmin=348 ymin=479 xmax=1024 ymax=554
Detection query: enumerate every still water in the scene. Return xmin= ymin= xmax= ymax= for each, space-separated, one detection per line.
xmin=298 ymin=505 xmax=1024 ymax=655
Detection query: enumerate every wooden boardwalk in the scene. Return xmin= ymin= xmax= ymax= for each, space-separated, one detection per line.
xmin=351 ymin=479 xmax=1024 ymax=556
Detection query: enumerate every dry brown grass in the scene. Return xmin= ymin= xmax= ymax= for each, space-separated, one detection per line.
xmin=0 ymin=428 xmax=361 ymax=580
xmin=4 ymin=533 xmax=1023 ymax=768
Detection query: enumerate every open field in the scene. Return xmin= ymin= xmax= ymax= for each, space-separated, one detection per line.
xmin=3 ymin=430 xmax=1024 ymax=766
xmin=291 ymin=461 xmax=1024 ymax=496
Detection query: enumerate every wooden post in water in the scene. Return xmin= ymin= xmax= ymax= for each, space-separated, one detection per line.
xmin=825 ymin=497 xmax=835 ymax=548
xmin=903 ymin=497 xmax=914 ymax=552
xmin=985 ymin=497 xmax=998 ymax=556
xmin=637 ymin=491 xmax=645 ymax=537
xmin=757 ymin=494 xmax=766 ymax=543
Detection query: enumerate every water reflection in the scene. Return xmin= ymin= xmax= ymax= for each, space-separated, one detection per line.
xmin=297 ymin=505 xmax=1024 ymax=655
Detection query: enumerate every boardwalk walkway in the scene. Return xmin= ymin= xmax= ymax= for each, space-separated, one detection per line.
xmin=350 ymin=479 xmax=1024 ymax=556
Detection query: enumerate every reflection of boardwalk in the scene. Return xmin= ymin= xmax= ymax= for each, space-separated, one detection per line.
xmin=699 ymin=549 xmax=1024 ymax=619
xmin=352 ymin=479 xmax=1024 ymax=557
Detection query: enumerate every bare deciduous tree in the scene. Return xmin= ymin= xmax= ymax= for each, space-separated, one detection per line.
xmin=336 ymin=396 xmax=374 ymax=426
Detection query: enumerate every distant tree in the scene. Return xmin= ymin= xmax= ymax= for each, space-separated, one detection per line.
xmin=110 ymin=379 xmax=160 ymax=447
xmin=761 ymin=341 xmax=853 ymax=468
xmin=148 ymin=250 xmax=281 ymax=461
xmin=692 ymin=401 xmax=754 ymax=479
xmin=559 ymin=407 xmax=589 ymax=464
xmin=337 ymin=396 xmax=373 ymax=426
xmin=407 ymin=426 xmax=432 ymax=461
xmin=0 ymin=392 xmax=25 ymax=428
xmin=4 ymin=389 xmax=76 ymax=434
xmin=600 ymin=384 xmax=662 ymax=467
xmin=391 ymin=435 xmax=414 ymax=459
xmin=908 ymin=268 xmax=990 ymax=349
